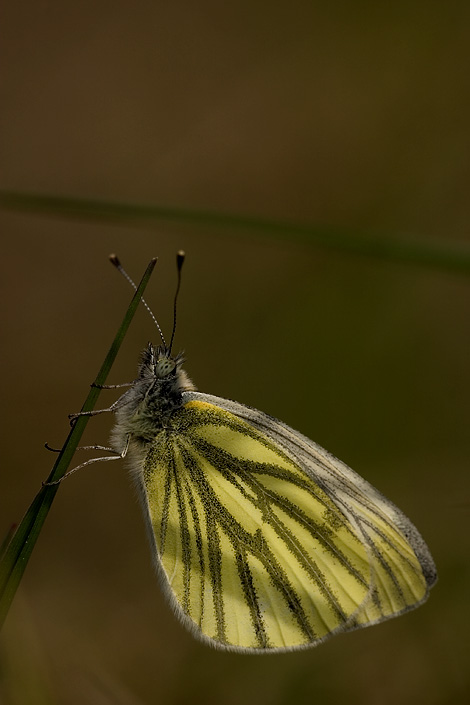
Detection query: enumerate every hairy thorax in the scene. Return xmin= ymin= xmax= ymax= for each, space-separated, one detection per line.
xmin=112 ymin=355 xmax=195 ymax=447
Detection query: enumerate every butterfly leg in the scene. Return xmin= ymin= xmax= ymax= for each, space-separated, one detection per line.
xmin=43 ymin=436 xmax=130 ymax=486
xmin=45 ymin=442 xmax=118 ymax=453
xmin=68 ymin=396 xmax=126 ymax=424
xmin=91 ymin=381 xmax=135 ymax=389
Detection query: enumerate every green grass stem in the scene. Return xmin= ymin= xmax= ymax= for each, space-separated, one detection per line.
xmin=0 ymin=257 xmax=157 ymax=630
xmin=1 ymin=191 xmax=469 ymax=276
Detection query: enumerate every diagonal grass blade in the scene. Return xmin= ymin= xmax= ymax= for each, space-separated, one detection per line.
xmin=0 ymin=256 xmax=157 ymax=630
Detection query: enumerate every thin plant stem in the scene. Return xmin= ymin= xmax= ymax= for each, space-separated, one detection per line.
xmin=0 ymin=191 xmax=469 ymax=276
xmin=0 ymin=257 xmax=157 ymax=630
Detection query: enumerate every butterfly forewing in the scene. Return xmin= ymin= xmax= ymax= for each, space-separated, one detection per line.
xmin=134 ymin=394 xmax=435 ymax=653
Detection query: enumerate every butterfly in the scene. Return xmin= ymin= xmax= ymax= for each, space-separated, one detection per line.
xmin=82 ymin=254 xmax=437 ymax=653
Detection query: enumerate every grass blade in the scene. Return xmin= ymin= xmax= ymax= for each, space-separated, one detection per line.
xmin=1 ymin=191 xmax=470 ymax=275
xmin=0 ymin=257 xmax=157 ymax=630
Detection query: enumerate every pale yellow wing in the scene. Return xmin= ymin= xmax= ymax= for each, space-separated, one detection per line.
xmin=135 ymin=395 xmax=436 ymax=653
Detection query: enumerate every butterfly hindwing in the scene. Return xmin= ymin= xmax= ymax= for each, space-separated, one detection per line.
xmin=134 ymin=392 xmax=436 ymax=652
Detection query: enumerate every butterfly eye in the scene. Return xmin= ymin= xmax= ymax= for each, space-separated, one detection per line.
xmin=155 ymin=357 xmax=176 ymax=378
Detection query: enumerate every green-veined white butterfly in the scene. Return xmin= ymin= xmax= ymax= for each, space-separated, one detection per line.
xmin=76 ymin=253 xmax=437 ymax=653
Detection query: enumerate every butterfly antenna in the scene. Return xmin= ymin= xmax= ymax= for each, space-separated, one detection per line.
xmin=168 ymin=250 xmax=185 ymax=355
xmin=109 ymin=254 xmax=167 ymax=348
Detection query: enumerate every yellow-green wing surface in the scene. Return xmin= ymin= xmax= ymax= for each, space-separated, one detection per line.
xmin=136 ymin=393 xmax=436 ymax=652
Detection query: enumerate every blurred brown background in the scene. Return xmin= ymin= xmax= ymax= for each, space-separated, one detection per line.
xmin=0 ymin=2 xmax=469 ymax=704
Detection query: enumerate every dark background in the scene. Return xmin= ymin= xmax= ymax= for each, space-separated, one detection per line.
xmin=0 ymin=3 xmax=469 ymax=704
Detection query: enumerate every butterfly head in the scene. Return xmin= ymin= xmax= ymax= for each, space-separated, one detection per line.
xmin=154 ymin=350 xmax=177 ymax=379
xmin=138 ymin=343 xmax=195 ymax=392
